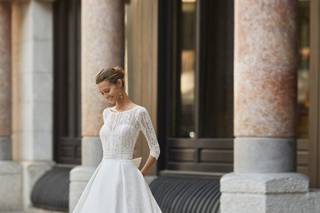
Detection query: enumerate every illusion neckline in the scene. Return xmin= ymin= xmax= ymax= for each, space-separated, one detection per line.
xmin=108 ymin=104 xmax=140 ymax=113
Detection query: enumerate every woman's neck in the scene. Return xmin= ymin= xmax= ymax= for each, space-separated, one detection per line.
xmin=114 ymin=92 xmax=132 ymax=110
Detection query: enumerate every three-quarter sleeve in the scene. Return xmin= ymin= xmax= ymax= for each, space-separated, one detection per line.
xmin=138 ymin=108 xmax=160 ymax=160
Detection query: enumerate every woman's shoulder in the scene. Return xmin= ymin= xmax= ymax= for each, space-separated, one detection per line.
xmin=135 ymin=104 xmax=146 ymax=110
xmin=136 ymin=105 xmax=154 ymax=122
xmin=132 ymin=104 xmax=149 ymax=119
xmin=135 ymin=104 xmax=148 ymax=114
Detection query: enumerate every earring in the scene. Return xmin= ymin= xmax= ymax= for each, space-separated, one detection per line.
xmin=119 ymin=92 xmax=124 ymax=99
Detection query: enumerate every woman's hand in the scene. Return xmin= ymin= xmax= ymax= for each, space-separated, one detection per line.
xmin=139 ymin=155 xmax=157 ymax=177
xmin=140 ymin=170 xmax=147 ymax=176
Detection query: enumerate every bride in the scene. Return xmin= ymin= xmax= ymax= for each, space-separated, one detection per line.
xmin=72 ymin=66 xmax=162 ymax=213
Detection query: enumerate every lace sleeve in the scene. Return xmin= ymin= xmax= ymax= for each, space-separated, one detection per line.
xmin=138 ymin=108 xmax=160 ymax=160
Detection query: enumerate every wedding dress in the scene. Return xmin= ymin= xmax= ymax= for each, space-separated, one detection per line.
xmin=72 ymin=105 xmax=162 ymax=213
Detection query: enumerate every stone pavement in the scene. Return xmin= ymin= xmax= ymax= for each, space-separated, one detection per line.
xmin=0 ymin=207 xmax=66 ymax=213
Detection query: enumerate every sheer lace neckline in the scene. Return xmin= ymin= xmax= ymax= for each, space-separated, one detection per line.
xmin=108 ymin=105 xmax=140 ymax=113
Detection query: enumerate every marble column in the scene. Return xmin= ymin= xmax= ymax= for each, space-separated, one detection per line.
xmin=220 ymin=1 xmax=319 ymax=213
xmin=0 ymin=1 xmax=22 ymax=211
xmin=69 ymin=0 xmax=124 ymax=211
xmin=233 ymin=0 xmax=297 ymax=173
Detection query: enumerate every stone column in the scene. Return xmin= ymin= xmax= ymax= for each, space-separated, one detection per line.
xmin=12 ymin=0 xmax=55 ymax=209
xmin=233 ymin=0 xmax=298 ymax=173
xmin=220 ymin=1 xmax=319 ymax=213
xmin=69 ymin=0 xmax=124 ymax=211
xmin=0 ymin=1 xmax=22 ymax=211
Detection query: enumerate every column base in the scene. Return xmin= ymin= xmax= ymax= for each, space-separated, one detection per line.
xmin=220 ymin=173 xmax=320 ymax=213
xmin=0 ymin=161 xmax=22 ymax=211
xmin=21 ymin=160 xmax=54 ymax=210
xmin=234 ymin=137 xmax=296 ymax=173
xmin=69 ymin=165 xmax=96 ymax=212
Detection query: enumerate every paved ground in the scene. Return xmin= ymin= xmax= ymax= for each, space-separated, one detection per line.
xmin=0 ymin=208 xmax=66 ymax=213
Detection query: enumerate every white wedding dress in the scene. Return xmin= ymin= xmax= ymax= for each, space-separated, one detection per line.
xmin=72 ymin=105 xmax=162 ymax=213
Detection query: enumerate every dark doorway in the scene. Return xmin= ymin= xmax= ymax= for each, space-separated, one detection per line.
xmin=53 ymin=0 xmax=81 ymax=165
xmin=158 ymin=0 xmax=234 ymax=174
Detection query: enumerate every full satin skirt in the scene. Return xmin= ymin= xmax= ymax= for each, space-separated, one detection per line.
xmin=72 ymin=158 xmax=162 ymax=213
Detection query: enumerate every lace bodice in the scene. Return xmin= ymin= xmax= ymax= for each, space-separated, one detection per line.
xmin=99 ymin=105 xmax=160 ymax=160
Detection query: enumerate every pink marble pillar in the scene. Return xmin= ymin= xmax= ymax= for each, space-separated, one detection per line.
xmin=0 ymin=1 xmax=11 ymax=160
xmin=81 ymin=0 xmax=124 ymax=165
xmin=234 ymin=0 xmax=298 ymax=172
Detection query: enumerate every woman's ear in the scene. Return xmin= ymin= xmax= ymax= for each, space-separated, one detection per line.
xmin=118 ymin=79 xmax=124 ymax=88
xmin=116 ymin=79 xmax=122 ymax=88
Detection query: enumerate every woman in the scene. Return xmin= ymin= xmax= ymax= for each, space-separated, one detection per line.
xmin=72 ymin=66 xmax=162 ymax=213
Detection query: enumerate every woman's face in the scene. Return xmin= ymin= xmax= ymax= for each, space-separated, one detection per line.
xmin=97 ymin=80 xmax=122 ymax=106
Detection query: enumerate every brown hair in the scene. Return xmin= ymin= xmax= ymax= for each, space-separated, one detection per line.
xmin=96 ymin=66 xmax=125 ymax=88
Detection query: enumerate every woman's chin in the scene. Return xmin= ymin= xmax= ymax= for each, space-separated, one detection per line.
xmin=106 ymin=100 xmax=116 ymax=107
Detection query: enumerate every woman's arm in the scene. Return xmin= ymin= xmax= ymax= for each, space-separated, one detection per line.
xmin=138 ymin=107 xmax=160 ymax=176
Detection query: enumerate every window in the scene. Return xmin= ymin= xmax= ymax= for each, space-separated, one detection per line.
xmin=171 ymin=0 xmax=197 ymax=138
xmin=297 ymin=0 xmax=310 ymax=139
xmin=296 ymin=0 xmax=310 ymax=177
